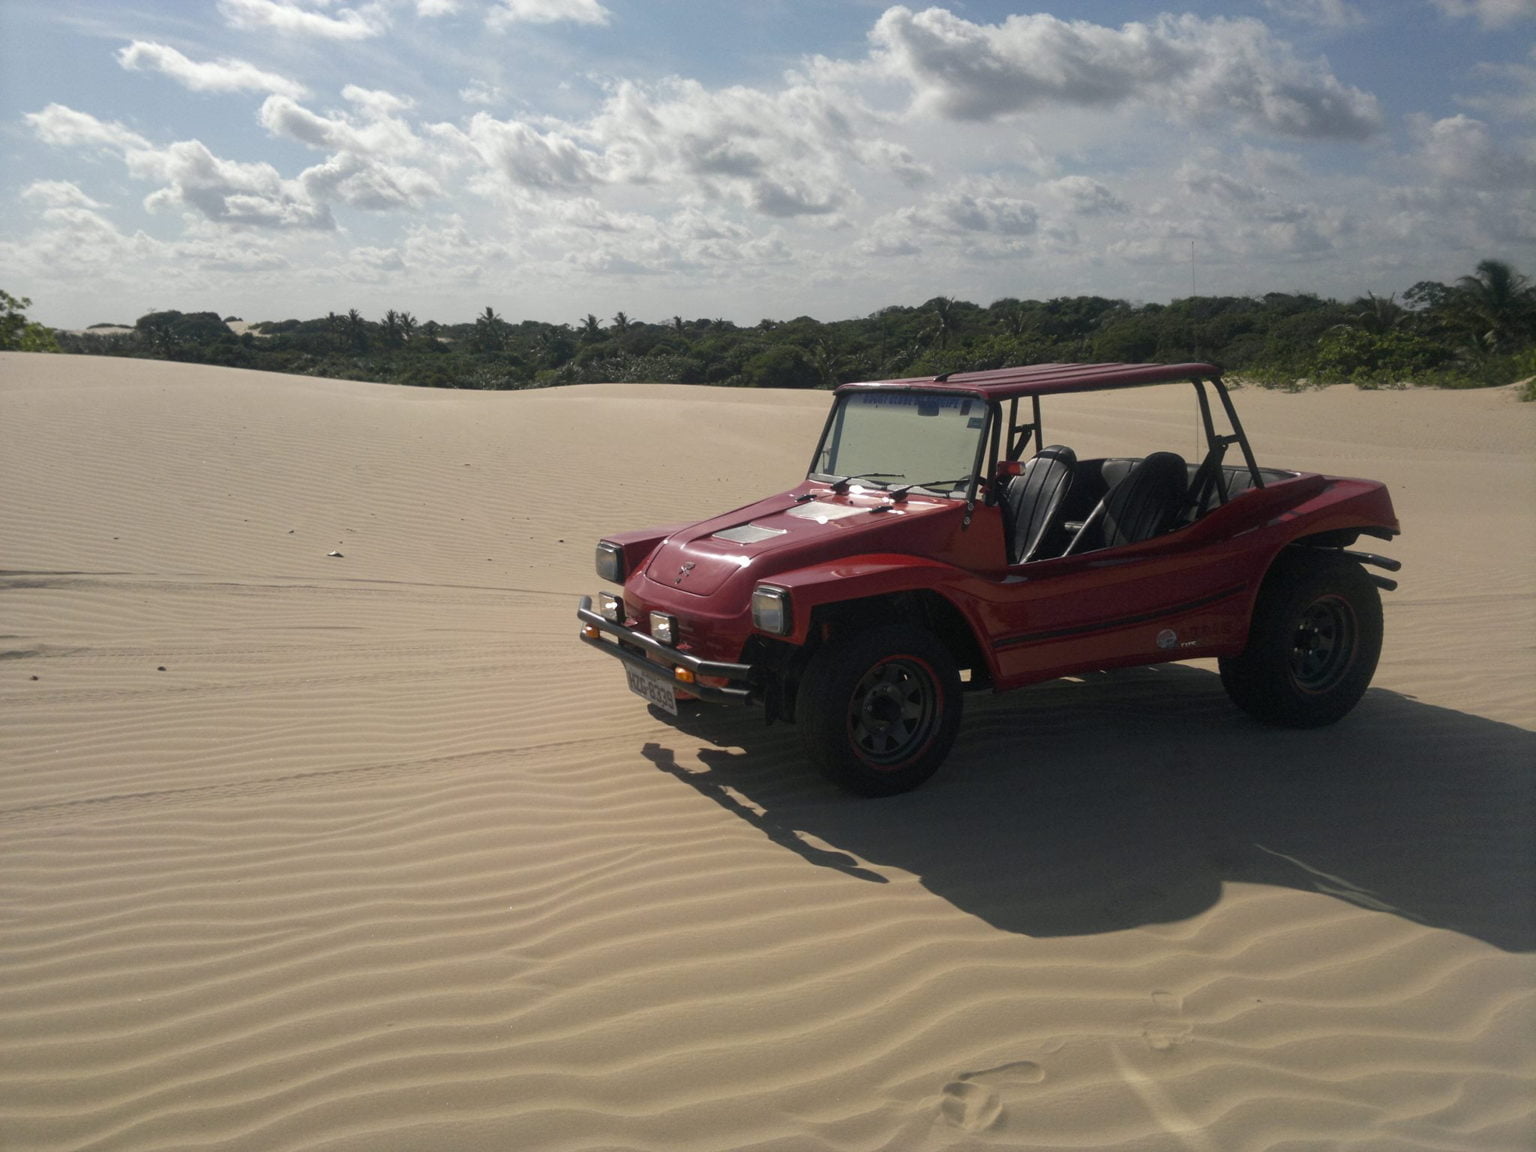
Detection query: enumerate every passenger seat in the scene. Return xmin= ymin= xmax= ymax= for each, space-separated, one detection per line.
xmin=1102 ymin=452 xmax=1188 ymax=546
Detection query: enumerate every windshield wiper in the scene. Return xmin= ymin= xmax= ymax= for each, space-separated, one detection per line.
xmin=888 ymin=476 xmax=970 ymax=500
xmin=827 ymin=472 xmax=905 ymax=493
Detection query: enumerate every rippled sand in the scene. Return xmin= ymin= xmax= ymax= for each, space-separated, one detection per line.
xmin=3 ymin=353 xmax=1532 ymax=1151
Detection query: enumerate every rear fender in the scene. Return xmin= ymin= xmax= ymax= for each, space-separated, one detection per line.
xmin=1266 ymin=476 xmax=1400 ymax=543
xmin=1179 ymin=474 xmax=1398 ymax=551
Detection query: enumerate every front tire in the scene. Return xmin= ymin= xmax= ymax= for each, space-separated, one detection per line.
xmin=796 ymin=624 xmax=963 ymax=796
xmin=1220 ymin=550 xmax=1383 ymax=727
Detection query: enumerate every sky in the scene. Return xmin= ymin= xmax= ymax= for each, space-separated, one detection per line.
xmin=2 ymin=0 xmax=1534 ymax=330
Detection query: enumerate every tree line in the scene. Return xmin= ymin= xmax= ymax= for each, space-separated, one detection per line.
xmin=7 ymin=259 xmax=1534 ymax=397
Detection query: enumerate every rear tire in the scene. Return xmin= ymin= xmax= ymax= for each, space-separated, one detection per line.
xmin=796 ymin=624 xmax=962 ymax=796
xmin=1220 ymin=550 xmax=1382 ymax=727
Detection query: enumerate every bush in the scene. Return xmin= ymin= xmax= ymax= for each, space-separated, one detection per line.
xmin=0 ymin=290 xmax=61 ymax=352
xmin=1313 ymin=327 xmax=1453 ymax=386
xmin=740 ymin=345 xmax=820 ymax=389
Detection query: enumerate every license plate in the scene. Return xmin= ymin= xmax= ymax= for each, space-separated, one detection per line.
xmin=625 ymin=663 xmax=678 ymax=715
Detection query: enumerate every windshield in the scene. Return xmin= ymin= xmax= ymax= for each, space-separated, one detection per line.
xmin=811 ymin=391 xmax=989 ymax=495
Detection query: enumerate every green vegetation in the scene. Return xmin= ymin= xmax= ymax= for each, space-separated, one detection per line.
xmin=17 ymin=259 xmax=1536 ymax=395
xmin=0 ymin=290 xmax=62 ymax=353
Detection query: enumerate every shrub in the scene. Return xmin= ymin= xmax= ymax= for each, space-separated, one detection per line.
xmin=0 ymin=290 xmax=61 ymax=352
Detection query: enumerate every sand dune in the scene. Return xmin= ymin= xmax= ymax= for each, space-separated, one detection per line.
xmin=2 ymin=352 xmax=1532 ymax=1151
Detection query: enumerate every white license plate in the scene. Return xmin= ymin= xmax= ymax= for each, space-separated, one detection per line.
xmin=625 ymin=663 xmax=678 ymax=715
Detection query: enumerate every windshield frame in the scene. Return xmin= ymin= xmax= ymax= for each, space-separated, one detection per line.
xmin=807 ymin=389 xmax=994 ymax=503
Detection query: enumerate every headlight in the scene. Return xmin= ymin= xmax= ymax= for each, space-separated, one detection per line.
xmin=598 ymin=592 xmax=623 ymax=623
xmin=595 ymin=540 xmax=624 ymax=583
xmin=649 ymin=611 xmax=678 ymax=645
xmin=751 ymin=585 xmax=792 ymax=636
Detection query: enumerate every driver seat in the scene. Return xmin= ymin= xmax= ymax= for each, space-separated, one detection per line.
xmin=1002 ymin=444 xmax=1076 ymax=564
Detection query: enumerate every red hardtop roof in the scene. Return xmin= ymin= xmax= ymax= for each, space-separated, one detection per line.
xmin=837 ymin=361 xmax=1222 ymax=401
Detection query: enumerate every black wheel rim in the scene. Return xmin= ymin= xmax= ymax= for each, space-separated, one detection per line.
xmin=1289 ymin=593 xmax=1357 ymax=692
xmin=847 ymin=656 xmax=940 ymax=767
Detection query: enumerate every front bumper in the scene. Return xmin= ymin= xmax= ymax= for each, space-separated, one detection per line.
xmin=577 ymin=595 xmax=758 ymax=705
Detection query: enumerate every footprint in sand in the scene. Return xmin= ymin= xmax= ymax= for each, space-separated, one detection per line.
xmin=1141 ymin=1020 xmax=1194 ymax=1051
xmin=938 ymin=1060 xmax=1046 ymax=1131
xmin=1143 ymin=990 xmax=1193 ymax=1051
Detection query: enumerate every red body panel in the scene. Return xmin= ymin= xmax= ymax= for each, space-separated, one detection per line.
xmin=590 ymin=366 xmax=1400 ymax=709
xmin=611 ymin=469 xmax=1398 ymax=690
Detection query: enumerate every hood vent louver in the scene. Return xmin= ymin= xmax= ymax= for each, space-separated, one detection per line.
xmin=712 ymin=523 xmax=788 ymax=545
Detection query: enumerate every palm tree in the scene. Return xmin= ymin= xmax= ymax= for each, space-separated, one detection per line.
xmin=811 ymin=339 xmax=840 ymax=389
xmin=611 ymin=311 xmax=631 ymax=336
xmin=344 ymin=308 xmax=368 ymax=352
xmin=475 ymin=305 xmax=507 ymax=353
xmin=580 ymin=313 xmax=602 ymax=341
xmin=926 ymin=296 xmax=961 ymax=349
xmin=1453 ymin=259 xmax=1536 ymax=352
xmin=398 ymin=311 xmax=417 ymax=345
xmin=1348 ymin=292 xmax=1406 ymax=335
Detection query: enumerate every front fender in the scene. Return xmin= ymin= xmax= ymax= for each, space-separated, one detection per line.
xmin=600 ymin=521 xmax=695 ymax=577
xmin=763 ymin=553 xmax=985 ymax=646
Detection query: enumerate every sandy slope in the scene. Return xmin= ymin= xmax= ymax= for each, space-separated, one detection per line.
xmin=2 ymin=352 xmax=1532 ymax=1152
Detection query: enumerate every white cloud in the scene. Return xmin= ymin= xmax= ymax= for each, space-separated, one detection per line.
xmin=173 ymin=229 xmax=294 ymax=273
xmin=28 ymin=104 xmax=333 ymax=230
xmin=546 ymin=206 xmax=794 ymax=280
xmin=1465 ymin=52 xmax=1536 ymax=120
xmin=1043 ymin=176 xmax=1129 ymax=217
xmin=869 ymin=7 xmax=1382 ymax=139
xmin=487 ymin=0 xmax=610 ymax=28
xmin=920 ymin=190 xmax=1040 ymax=236
xmin=576 ymin=77 xmax=861 ymax=216
xmin=299 ymin=152 xmax=442 ymax=210
xmin=1430 ymin=0 xmax=1536 ymax=26
xmin=459 ymin=80 xmax=506 ymax=106
xmin=134 ymin=140 xmax=335 ymax=229
xmin=854 ymin=182 xmax=1042 ymax=263
xmin=1259 ymin=0 xmax=1366 ymax=27
xmin=22 ymin=180 xmax=106 ymax=210
xmin=24 ymin=0 xmax=1531 ymax=327
xmin=449 ymin=113 xmax=601 ymax=189
xmin=26 ymin=103 xmax=150 ymax=152
xmin=116 ymin=40 xmax=307 ymax=99
xmin=261 ymin=89 xmax=425 ymax=156
xmin=258 ymin=89 xmax=444 ymax=210
xmin=340 ymin=85 xmax=414 ymax=120
xmin=1411 ymin=113 xmax=1536 ymax=189
xmin=345 ymin=245 xmax=406 ymax=272
xmin=217 ymin=0 xmax=386 ymax=40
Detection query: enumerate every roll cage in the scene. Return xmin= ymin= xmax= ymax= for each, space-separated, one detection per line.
xmin=814 ymin=362 xmax=1265 ymax=523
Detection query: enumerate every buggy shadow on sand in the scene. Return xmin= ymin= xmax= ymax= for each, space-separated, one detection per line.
xmin=640 ymin=669 xmax=1535 ymax=953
